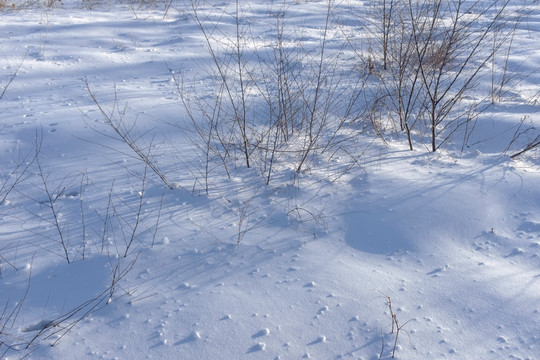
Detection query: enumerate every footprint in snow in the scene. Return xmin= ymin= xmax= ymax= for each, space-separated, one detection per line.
xmin=247 ymin=342 xmax=266 ymax=353
xmin=426 ymin=265 xmax=449 ymax=276
xmin=517 ymin=220 xmax=540 ymax=234
xmin=308 ymin=336 xmax=327 ymax=345
xmin=318 ymin=306 xmax=329 ymax=315
xmin=504 ymin=248 xmax=525 ymax=258
xmin=22 ymin=319 xmax=54 ymax=332
xmin=175 ymin=331 xmax=201 ymax=345
xmin=177 ymin=282 xmax=193 ymax=289
xmin=252 ymin=328 xmax=270 ymax=338
xmin=497 ymin=336 xmax=508 ymax=343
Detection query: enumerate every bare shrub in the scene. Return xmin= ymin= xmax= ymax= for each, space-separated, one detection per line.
xmin=178 ymin=0 xmax=368 ymax=191
xmin=367 ymin=0 xmax=529 ymax=152
xmin=0 ymin=0 xmax=59 ymax=10
xmin=86 ymin=80 xmax=175 ymax=190
xmin=8 ymin=143 xmax=160 ymax=355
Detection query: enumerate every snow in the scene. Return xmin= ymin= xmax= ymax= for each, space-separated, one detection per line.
xmin=1 ymin=0 xmax=540 ymax=359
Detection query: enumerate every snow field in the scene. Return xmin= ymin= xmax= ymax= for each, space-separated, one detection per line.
xmin=1 ymin=1 xmax=540 ymax=359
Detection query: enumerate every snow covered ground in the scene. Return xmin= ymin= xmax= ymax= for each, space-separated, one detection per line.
xmin=1 ymin=1 xmax=540 ymax=359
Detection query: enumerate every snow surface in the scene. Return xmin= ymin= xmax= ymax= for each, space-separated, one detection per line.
xmin=1 ymin=1 xmax=540 ymax=359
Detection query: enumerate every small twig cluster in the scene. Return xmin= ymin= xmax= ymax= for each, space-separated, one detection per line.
xmin=0 ymin=262 xmax=31 ymax=358
xmin=24 ymin=255 xmax=138 ymax=349
xmin=34 ymin=133 xmax=73 ymax=263
xmin=378 ymin=292 xmax=414 ymax=358
xmin=501 ymin=114 xmax=540 ymax=159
